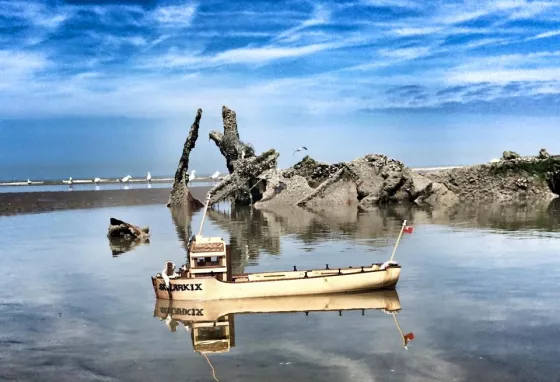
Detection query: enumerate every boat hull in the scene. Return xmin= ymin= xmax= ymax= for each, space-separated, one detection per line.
xmin=154 ymin=289 xmax=401 ymax=322
xmin=151 ymin=266 xmax=400 ymax=301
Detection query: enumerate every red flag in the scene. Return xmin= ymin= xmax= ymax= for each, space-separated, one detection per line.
xmin=403 ymin=332 xmax=415 ymax=346
xmin=403 ymin=225 xmax=414 ymax=234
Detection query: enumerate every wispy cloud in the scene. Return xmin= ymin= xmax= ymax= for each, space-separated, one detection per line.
xmin=0 ymin=0 xmax=560 ymax=119
xmin=152 ymin=3 xmax=197 ymax=26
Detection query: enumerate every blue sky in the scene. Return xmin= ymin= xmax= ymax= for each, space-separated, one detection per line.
xmin=1 ymin=0 xmax=560 ymax=179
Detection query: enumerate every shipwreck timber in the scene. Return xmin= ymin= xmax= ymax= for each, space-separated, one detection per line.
xmin=167 ymin=109 xmax=204 ymax=209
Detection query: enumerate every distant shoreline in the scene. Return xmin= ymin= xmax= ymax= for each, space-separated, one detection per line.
xmin=0 ymin=176 xmax=217 ymax=187
xmin=0 ymin=186 xmax=212 ymax=217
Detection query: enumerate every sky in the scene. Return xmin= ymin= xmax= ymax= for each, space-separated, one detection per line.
xmin=1 ymin=0 xmax=560 ymax=180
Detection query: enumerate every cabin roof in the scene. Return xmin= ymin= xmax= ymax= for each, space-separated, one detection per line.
xmin=191 ymin=236 xmax=225 ymax=254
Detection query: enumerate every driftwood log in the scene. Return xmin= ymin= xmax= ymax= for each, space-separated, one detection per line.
xmin=207 ymin=106 xmax=278 ymax=205
xmin=167 ymin=109 xmax=205 ymax=208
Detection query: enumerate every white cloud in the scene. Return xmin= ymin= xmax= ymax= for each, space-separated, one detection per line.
xmin=152 ymin=4 xmax=197 ymax=26
xmin=448 ymin=68 xmax=560 ymax=83
xmin=0 ymin=50 xmax=49 ymax=90
xmin=378 ymin=46 xmax=432 ymax=60
xmin=526 ymin=30 xmax=560 ymax=40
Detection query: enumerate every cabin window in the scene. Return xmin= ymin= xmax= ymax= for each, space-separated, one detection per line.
xmin=196 ymin=327 xmax=227 ymax=342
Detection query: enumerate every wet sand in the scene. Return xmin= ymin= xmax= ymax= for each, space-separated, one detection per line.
xmin=0 ymin=186 xmax=211 ymax=216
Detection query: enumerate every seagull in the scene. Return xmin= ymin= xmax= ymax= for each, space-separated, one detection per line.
xmin=146 ymin=172 xmax=152 ymax=183
xmin=120 ymin=175 xmax=132 ymax=183
xmin=210 ymin=171 xmax=220 ymax=181
xmin=189 ymin=170 xmax=196 ymax=182
xmin=93 ymin=177 xmax=101 ymax=184
xmin=27 ymin=179 xmax=32 ymax=185
xmin=293 ymin=146 xmax=308 ymax=155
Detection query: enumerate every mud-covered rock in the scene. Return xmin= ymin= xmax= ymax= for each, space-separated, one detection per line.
xmin=502 ymin=150 xmax=521 ymax=160
xmin=539 ymin=148 xmax=551 ymax=159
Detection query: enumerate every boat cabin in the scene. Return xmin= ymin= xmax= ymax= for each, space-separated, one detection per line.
xmin=187 ymin=235 xmax=232 ymax=281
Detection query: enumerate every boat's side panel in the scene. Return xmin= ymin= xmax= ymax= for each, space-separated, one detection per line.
xmin=153 ymin=267 xmax=400 ymax=300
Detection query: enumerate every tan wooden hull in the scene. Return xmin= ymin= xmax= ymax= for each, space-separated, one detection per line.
xmin=153 ymin=289 xmax=401 ymax=322
xmin=151 ymin=265 xmax=400 ymax=301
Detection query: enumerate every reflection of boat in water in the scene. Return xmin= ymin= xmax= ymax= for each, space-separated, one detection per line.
xmin=154 ymin=289 xmax=402 ymax=323
xmin=153 ymin=289 xmax=414 ymax=380
xmin=151 ymin=196 xmax=414 ymax=301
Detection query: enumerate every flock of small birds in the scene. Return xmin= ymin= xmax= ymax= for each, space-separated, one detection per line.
xmin=21 ymin=146 xmax=310 ymax=187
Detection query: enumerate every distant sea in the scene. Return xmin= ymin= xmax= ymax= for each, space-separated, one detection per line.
xmin=0 ymin=118 xmax=225 ymax=182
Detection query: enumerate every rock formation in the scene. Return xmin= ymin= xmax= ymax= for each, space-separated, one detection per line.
xmin=209 ymin=106 xmax=256 ymax=173
xmin=207 ymin=106 xmax=279 ymax=205
xmin=502 ymin=150 xmax=521 ymax=160
xmin=423 ymin=154 xmax=560 ymax=204
xmin=169 ymin=105 xmax=559 ymax=208
xmin=167 ymin=109 xmax=204 ymax=208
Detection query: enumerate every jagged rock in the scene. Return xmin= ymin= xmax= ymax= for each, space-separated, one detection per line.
xmin=425 ymin=157 xmax=559 ymax=203
xmin=284 ymin=156 xmax=344 ymax=188
xmin=502 ymin=150 xmax=521 ymax=160
xmin=107 ymin=217 xmax=150 ymax=239
xmin=415 ymin=182 xmax=459 ymax=206
xmin=208 ymin=149 xmax=279 ymax=205
xmin=539 ymin=148 xmax=550 ymax=159
xmin=296 ymin=165 xmax=359 ymax=207
xmin=206 ymin=106 xmax=278 ymax=205
xmin=515 ymin=177 xmax=530 ymax=189
xmin=167 ymin=109 xmax=205 ymax=208
xmin=209 ymin=106 xmax=256 ymax=173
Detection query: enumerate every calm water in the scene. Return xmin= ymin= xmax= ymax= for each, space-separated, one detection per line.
xmin=1 ymin=201 xmax=560 ymax=381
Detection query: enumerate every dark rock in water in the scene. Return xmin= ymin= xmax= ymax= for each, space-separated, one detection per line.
xmin=539 ymin=148 xmax=551 ymax=159
xmin=107 ymin=217 xmax=150 ymax=239
xmin=502 ymin=150 xmax=521 ymax=160
xmin=167 ymin=109 xmax=205 ymax=209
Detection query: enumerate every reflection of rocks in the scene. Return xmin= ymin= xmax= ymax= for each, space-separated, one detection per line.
xmin=211 ymin=200 xmax=560 ymax=258
xmin=109 ymin=237 xmax=150 ymax=257
xmin=169 ymin=206 xmax=197 ymax=260
xmin=207 ymin=206 xmax=281 ymax=274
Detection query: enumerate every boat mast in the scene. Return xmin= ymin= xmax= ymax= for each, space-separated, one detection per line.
xmin=389 ymin=220 xmax=407 ymax=262
xmin=197 ymin=193 xmax=212 ymax=236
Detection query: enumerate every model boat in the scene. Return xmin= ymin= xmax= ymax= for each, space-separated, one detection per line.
xmin=151 ymin=195 xmax=414 ymax=301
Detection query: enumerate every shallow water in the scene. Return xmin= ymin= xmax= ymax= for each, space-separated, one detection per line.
xmin=1 ymin=201 xmax=560 ymax=381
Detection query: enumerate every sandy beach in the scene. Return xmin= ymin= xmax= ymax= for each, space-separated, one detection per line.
xmin=0 ymin=186 xmax=211 ymax=216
